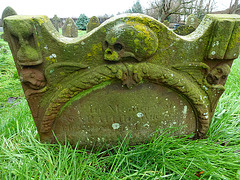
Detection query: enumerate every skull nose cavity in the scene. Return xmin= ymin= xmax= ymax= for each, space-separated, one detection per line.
xmin=106 ymin=49 xmax=112 ymax=54
xmin=103 ymin=41 xmax=123 ymax=61
xmin=104 ymin=48 xmax=119 ymax=61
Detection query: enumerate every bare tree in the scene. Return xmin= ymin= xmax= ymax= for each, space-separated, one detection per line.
xmin=146 ymin=0 xmax=197 ymax=22
xmin=229 ymin=0 xmax=239 ymax=14
xmin=211 ymin=0 xmax=239 ymax=14
xmin=146 ymin=0 xmax=216 ymax=22
xmin=194 ymin=0 xmax=215 ymax=19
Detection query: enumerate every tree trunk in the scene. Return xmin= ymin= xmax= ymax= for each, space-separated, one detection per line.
xmin=229 ymin=0 xmax=239 ymax=13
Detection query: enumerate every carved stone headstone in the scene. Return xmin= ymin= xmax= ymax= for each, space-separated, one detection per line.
xmin=186 ymin=14 xmax=200 ymax=28
xmin=62 ymin=17 xmax=78 ymax=37
xmin=174 ymin=25 xmax=196 ymax=35
xmin=51 ymin=15 xmax=61 ymax=32
xmin=86 ymin=16 xmax=100 ymax=32
xmin=1 ymin=6 xmax=17 ymax=41
xmin=3 ymin=14 xmax=240 ymax=149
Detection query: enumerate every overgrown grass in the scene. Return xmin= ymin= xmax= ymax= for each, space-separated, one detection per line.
xmin=0 ymin=38 xmax=240 ymax=179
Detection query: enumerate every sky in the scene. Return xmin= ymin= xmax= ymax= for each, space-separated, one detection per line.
xmin=0 ymin=0 xmax=234 ymax=18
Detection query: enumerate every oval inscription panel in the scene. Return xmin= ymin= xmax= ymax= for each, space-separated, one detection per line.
xmin=53 ymin=82 xmax=196 ymax=148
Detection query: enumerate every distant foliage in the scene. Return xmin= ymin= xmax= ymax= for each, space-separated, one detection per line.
xmin=126 ymin=0 xmax=143 ymax=13
xmin=76 ymin=14 xmax=89 ymax=30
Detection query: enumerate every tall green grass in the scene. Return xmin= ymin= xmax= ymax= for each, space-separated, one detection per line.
xmin=0 ymin=37 xmax=240 ymax=179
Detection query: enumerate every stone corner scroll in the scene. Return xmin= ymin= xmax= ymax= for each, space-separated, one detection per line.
xmin=3 ymin=13 xmax=240 ymax=148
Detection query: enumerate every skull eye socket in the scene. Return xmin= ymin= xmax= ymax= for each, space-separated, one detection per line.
xmin=217 ymin=68 xmax=223 ymax=74
xmin=222 ymin=75 xmax=227 ymax=79
xmin=114 ymin=43 xmax=123 ymax=51
xmin=104 ymin=41 xmax=109 ymax=48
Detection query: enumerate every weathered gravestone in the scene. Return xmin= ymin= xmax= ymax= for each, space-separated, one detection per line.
xmin=62 ymin=17 xmax=78 ymax=37
xmin=86 ymin=16 xmax=100 ymax=33
xmin=51 ymin=14 xmax=61 ymax=32
xmin=1 ymin=6 xmax=17 ymax=40
xmin=3 ymin=14 xmax=240 ymax=149
xmin=186 ymin=14 xmax=200 ymax=28
xmin=174 ymin=25 xmax=196 ymax=35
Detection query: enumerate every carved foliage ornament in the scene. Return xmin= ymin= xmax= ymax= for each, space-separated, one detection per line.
xmin=3 ymin=14 xmax=240 ymax=148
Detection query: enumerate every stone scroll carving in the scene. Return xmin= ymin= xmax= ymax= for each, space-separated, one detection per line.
xmin=3 ymin=13 xmax=240 ymax=148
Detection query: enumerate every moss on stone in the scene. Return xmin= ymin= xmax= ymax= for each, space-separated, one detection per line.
xmin=104 ymin=49 xmax=119 ymax=61
xmin=17 ymin=45 xmax=39 ymax=61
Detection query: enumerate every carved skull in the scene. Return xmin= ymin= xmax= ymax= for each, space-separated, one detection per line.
xmin=103 ymin=22 xmax=158 ymax=62
xmin=206 ymin=64 xmax=230 ymax=85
